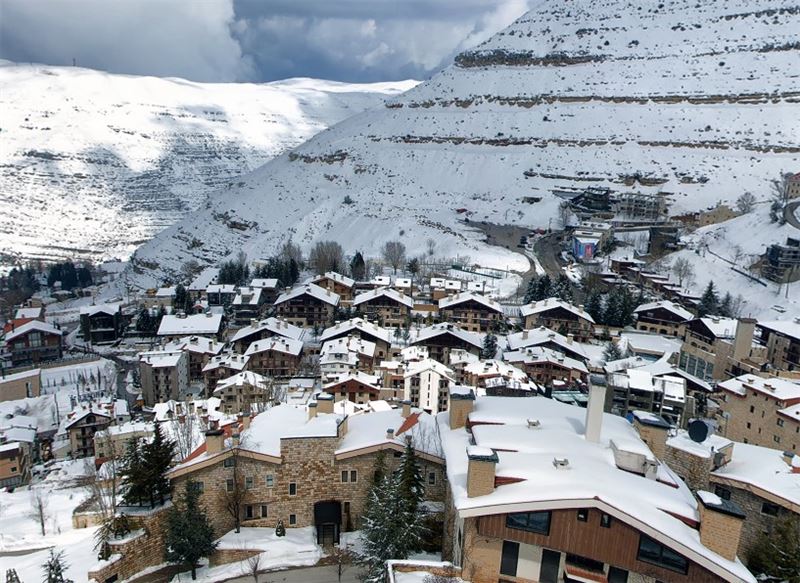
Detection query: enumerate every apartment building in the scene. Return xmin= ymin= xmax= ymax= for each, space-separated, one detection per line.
xmin=438 ymin=292 xmax=504 ymax=333
xmin=139 ymin=350 xmax=189 ymax=406
xmin=520 ymin=299 xmax=595 ymax=342
xmin=274 ymin=284 xmax=340 ymax=327
xmin=352 ymin=287 xmax=413 ymax=328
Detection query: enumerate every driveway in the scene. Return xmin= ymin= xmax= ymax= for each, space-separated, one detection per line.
xmin=784 ymin=199 xmax=800 ymax=230
xmin=223 ymin=564 xmax=360 ymax=583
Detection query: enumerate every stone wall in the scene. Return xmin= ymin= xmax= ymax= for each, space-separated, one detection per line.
xmin=87 ymin=505 xmax=170 ymax=583
xmin=663 ymin=445 xmax=712 ymax=492
xmin=209 ymin=548 xmax=260 ymax=567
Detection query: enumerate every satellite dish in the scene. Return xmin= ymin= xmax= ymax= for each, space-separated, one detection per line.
xmin=688 ymin=419 xmax=710 ymax=443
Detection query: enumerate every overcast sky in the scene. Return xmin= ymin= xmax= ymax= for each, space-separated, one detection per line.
xmin=0 ymin=0 xmax=530 ymax=83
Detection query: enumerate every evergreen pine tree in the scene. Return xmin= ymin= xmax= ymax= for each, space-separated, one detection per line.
xmin=142 ymin=422 xmax=176 ymax=506
xmin=553 ymin=274 xmax=573 ymax=302
xmin=164 ymin=481 xmax=217 ymax=580
xmin=603 ymin=342 xmax=623 ymax=362
xmin=358 ymin=473 xmax=425 ymax=583
xmin=350 ymin=252 xmax=366 ymax=281
xmin=120 ymin=437 xmax=146 ymax=507
xmin=174 ymin=284 xmax=187 ymax=310
xmin=523 ymin=277 xmax=538 ymax=304
xmin=537 ymin=274 xmax=552 ymax=302
xmin=41 ymin=549 xmax=72 ymax=583
xmin=584 ymin=289 xmax=604 ymax=325
xmin=136 ymin=307 xmax=152 ymax=334
xmin=719 ymin=292 xmax=733 ymax=318
xmin=6 ymin=569 xmax=21 ymax=583
xmin=618 ymin=287 xmax=636 ymax=327
xmin=698 ymin=282 xmax=719 ymax=317
xmin=275 ymin=520 xmax=286 ymax=537
xmin=481 ymin=333 xmax=498 ymax=360
xmin=747 ymin=514 xmax=800 ymax=583
xmin=396 ymin=439 xmax=425 ymax=517
xmin=603 ymin=289 xmax=623 ymax=327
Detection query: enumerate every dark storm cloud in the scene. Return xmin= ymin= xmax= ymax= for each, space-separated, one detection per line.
xmin=0 ymin=0 xmax=529 ymax=82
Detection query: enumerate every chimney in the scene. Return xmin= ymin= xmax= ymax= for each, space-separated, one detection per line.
xmin=466 ymin=446 xmax=498 ymax=498
xmin=308 ymin=401 xmax=318 ymax=420
xmin=733 ymin=318 xmax=756 ymax=361
xmin=521 ymin=329 xmax=528 ymax=340
xmin=205 ymin=429 xmax=224 ymax=454
xmin=242 ymin=414 xmax=252 ymax=431
xmin=448 ymin=388 xmax=475 ymax=430
xmin=567 ymin=334 xmax=574 ymax=344
xmin=584 ymin=375 xmax=607 ymax=443
xmin=401 ymin=400 xmax=411 ymax=418
xmin=386 ymin=428 xmax=395 ymax=440
xmin=697 ymin=491 xmax=745 ymax=561
xmin=232 ymin=432 xmax=240 ymax=447
xmin=317 ymin=393 xmax=334 ymax=414
xmin=632 ymin=412 xmax=670 ymax=460
xmin=210 ymin=418 xmax=219 ymax=430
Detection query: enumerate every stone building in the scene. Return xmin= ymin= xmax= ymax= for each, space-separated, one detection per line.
xmin=163 ymin=336 xmax=225 ymax=382
xmin=319 ymin=318 xmax=394 ymax=362
xmin=520 ymin=298 xmax=595 ymax=342
xmin=503 ymin=346 xmax=588 ymax=387
xmin=4 ymin=320 xmax=63 ymax=366
xmin=716 ymin=374 xmax=800 ymax=453
xmin=230 ymin=317 xmax=303 ymax=354
xmin=0 ymin=441 xmax=30 ymax=488
xmin=0 ymin=368 xmax=41 ymax=402
xmin=94 ymin=421 xmax=154 ymax=467
xmin=274 ymin=283 xmax=340 ymax=327
xmin=439 ymin=389 xmax=753 ymax=583
xmin=65 ymin=407 xmax=113 ymax=458
xmin=214 ymin=371 xmax=273 ymax=415
xmin=312 ymin=272 xmax=356 ymax=305
xmin=411 ymin=324 xmax=483 ymax=366
xmin=438 ymin=292 xmax=504 ymax=333
xmin=243 ymin=337 xmax=303 ymax=379
xmin=352 ymin=287 xmax=413 ymax=328
xmin=756 ymin=319 xmax=800 ymax=372
xmin=202 ymin=353 xmax=249 ymax=393
xmin=677 ymin=317 xmax=758 ymax=382
xmin=232 ymin=287 xmax=268 ymax=326
xmin=139 ymin=350 xmax=189 ymax=406
xmin=787 ymin=172 xmax=800 ymax=200
xmin=168 ymin=401 xmax=445 ymax=544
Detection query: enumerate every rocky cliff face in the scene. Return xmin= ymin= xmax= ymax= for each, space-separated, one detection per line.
xmin=133 ymin=0 xmax=799 ymax=285
xmin=0 ymin=61 xmax=415 ymax=263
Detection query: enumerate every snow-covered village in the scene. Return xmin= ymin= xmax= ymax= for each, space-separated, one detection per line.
xmin=1 ymin=1 xmax=799 ymax=583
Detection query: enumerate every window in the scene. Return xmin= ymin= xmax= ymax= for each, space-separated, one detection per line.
xmin=566 ymin=554 xmax=604 ymax=573
xmin=714 ymin=485 xmax=731 ymax=501
xmin=577 ymin=509 xmax=589 ymax=522
xmin=505 ymin=511 xmax=551 ymax=535
xmin=265 ymin=474 xmax=274 ymax=488
xmin=761 ymin=502 xmax=780 ymax=516
xmin=777 ymin=418 xmax=785 ymax=427
xmin=600 ymin=513 xmax=612 ymax=528
xmin=289 ymin=482 xmax=297 ymax=496
xmin=637 ymin=535 xmax=688 ymax=574
xmin=245 ymin=505 xmax=254 ymax=519
xmin=10 ymin=466 xmax=17 ymax=473
xmin=196 ymin=481 xmax=204 ymax=492
xmin=261 ymin=505 xmax=268 ymax=518
xmin=223 ymin=458 xmax=235 ymax=468
xmin=226 ymin=479 xmax=234 ymax=492
xmin=289 ymin=514 xmax=297 ymax=525
xmin=341 ymin=470 xmax=349 ymax=483
xmin=500 ymin=540 xmax=519 ymax=577
xmin=350 ymin=470 xmax=357 ymax=483
xmin=774 ymin=435 xmax=781 ymax=444
xmin=245 ymin=477 xmax=254 ymax=489
xmin=428 ymin=471 xmax=436 ymax=485
xmin=750 ymin=405 xmax=755 ymax=413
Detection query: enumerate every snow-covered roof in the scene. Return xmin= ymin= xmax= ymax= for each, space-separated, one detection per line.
xmin=320 ymin=351 xmax=358 ymax=368
xmin=250 ymin=278 xmax=279 ymax=289
xmin=713 ymin=443 xmax=800 ymax=509
xmin=464 ymin=359 xmax=528 ymax=382
xmin=202 ymin=352 xmax=249 ymax=373
xmin=64 ymin=406 xmax=112 ymax=429
xmin=667 ymin=429 xmax=733 ymax=460
xmin=163 ymin=336 xmax=224 ymax=356
xmin=444 ymin=280 xmax=462 ymax=291
xmin=275 ymin=283 xmax=340 ymax=306
xmin=188 ymin=267 xmax=219 ymax=291
xmin=320 ymin=318 xmax=393 ymax=345
xmin=157 ymin=313 xmax=223 ymax=336
xmin=139 ymin=350 xmax=184 ymax=368
xmin=323 ymin=370 xmax=381 ymax=391
xmin=718 ymin=374 xmax=800 ymax=401
xmin=697 ymin=317 xmax=738 ymax=339
xmin=207 ymin=284 xmax=237 ymax=294
xmin=504 ymin=346 xmax=588 ymax=374
xmin=520 ymin=297 xmax=595 ymax=323
xmin=314 ymin=271 xmax=355 ymax=288
xmin=243 ymin=336 xmax=304 ymax=357
xmin=413 ymin=323 xmax=483 ymax=349
xmin=0 ymin=368 xmax=41 ymax=383
xmin=619 ymin=331 xmax=682 ymax=357
xmin=96 ymin=420 xmax=153 ymax=439
xmin=353 ymin=286 xmax=413 ymax=308
xmin=757 ymin=319 xmax=800 ymax=341
xmin=4 ymin=320 xmax=63 ymax=341
xmin=467 ymin=281 xmax=486 ymax=293
xmin=231 ymin=317 xmax=304 ymax=343
xmin=505 ymin=327 xmax=590 ymax=361
xmin=155 ymin=286 xmax=176 ymax=297
xmin=448 ymin=348 xmax=479 ymax=366
xmin=438 ymin=395 xmax=754 ymax=583
xmin=404 ymin=358 xmax=455 ymax=380
xmin=634 ymin=300 xmax=693 ymax=321
xmin=371 ymin=275 xmax=392 ymax=286
xmin=394 ymin=277 xmax=412 ymax=289
xmin=215 ymin=371 xmax=269 ymax=393
xmin=14 ymin=307 xmax=41 ymax=319
xmin=321 ymin=336 xmax=376 ymax=358
xmin=438 ymin=291 xmax=502 ymax=313
xmin=233 ymin=287 xmax=262 ymax=306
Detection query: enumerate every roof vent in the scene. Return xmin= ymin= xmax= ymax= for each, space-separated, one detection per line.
xmin=552 ymin=457 xmax=570 ymax=469
xmin=527 ymin=419 xmax=541 ymax=429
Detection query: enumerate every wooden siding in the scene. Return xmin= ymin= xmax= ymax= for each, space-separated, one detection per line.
xmin=477 ymin=509 xmax=726 ymax=583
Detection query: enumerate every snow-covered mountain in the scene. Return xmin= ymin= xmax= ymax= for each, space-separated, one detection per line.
xmin=0 ymin=61 xmax=417 ymax=263
xmin=134 ymin=0 xmax=799 ymax=285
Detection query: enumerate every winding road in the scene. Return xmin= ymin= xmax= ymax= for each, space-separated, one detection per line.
xmin=783 ymin=199 xmax=800 ymax=231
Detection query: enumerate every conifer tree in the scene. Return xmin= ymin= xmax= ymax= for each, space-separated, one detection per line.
xmin=396 ymin=439 xmax=425 ymax=517
xmin=136 ymin=307 xmax=153 ymax=334
xmin=164 ymin=481 xmax=217 ymax=580
xmin=603 ymin=289 xmax=623 ymax=327
xmin=174 ymin=284 xmax=187 ymax=309
xmin=41 ymin=549 xmax=73 ymax=583
xmin=603 ymin=342 xmax=623 ymax=362
xmin=747 ymin=514 xmax=800 ymax=583
xmin=553 ymin=274 xmax=573 ymax=302
xmin=481 ymin=333 xmax=498 ymax=360
xmin=698 ymin=282 xmax=719 ymax=317
xmin=143 ymin=422 xmax=176 ymax=506
xmin=350 ymin=252 xmax=366 ymax=281
xmin=120 ymin=437 xmax=146 ymax=507
xmin=584 ymin=290 xmax=604 ymax=325
xmin=719 ymin=292 xmax=733 ymax=318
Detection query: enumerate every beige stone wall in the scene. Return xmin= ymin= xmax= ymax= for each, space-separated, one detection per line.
xmin=718 ymin=390 xmax=800 ymax=453
xmin=0 ymin=372 xmax=40 ymax=402
xmin=663 ymin=445 xmax=712 ymax=492
xmin=467 ymin=459 xmax=495 ymax=498
xmin=461 ymin=517 xmax=502 ymax=583
xmin=209 ymin=548 xmax=260 ymax=567
xmin=632 ymin=422 xmax=667 ymax=461
xmin=698 ymin=504 xmax=743 ymax=561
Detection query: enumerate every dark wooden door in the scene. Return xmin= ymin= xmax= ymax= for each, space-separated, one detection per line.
xmin=540 ymin=549 xmax=561 ymax=583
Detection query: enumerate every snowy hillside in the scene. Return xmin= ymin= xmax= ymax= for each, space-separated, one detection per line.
xmin=134 ymin=0 xmax=800 ymax=286
xmin=0 ymin=61 xmax=416 ymax=263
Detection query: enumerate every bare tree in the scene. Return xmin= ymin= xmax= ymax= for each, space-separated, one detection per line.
xmin=241 ymin=551 xmax=263 ymax=583
xmin=730 ymin=294 xmax=747 ymax=318
xmin=84 ymin=434 xmax=121 ymax=518
xmin=382 ymin=241 xmax=407 ymax=274
xmin=171 ymin=405 xmax=207 ymax=461
xmin=180 ymin=260 xmax=203 ymax=283
xmin=309 ymin=241 xmax=345 ymax=274
xmin=770 ymin=173 xmax=792 ymax=205
xmin=426 ymin=238 xmax=436 ymax=257
xmin=672 ymin=257 xmax=695 ymax=287
xmin=736 ymin=192 xmax=756 ymax=214
xmin=280 ymin=240 xmax=303 ymax=267
xmin=731 ymin=245 xmax=745 ymax=267
xmin=29 ymin=488 xmax=49 ymax=536
xmin=219 ymin=436 xmax=251 ymax=534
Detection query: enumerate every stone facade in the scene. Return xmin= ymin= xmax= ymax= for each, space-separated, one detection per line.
xmin=698 ymin=503 xmax=744 ymax=562
xmin=717 ymin=386 xmax=800 ymax=453
xmin=523 ymin=308 xmax=594 ymax=343
xmin=67 ymin=412 xmax=113 ymax=458
xmin=439 ymin=300 xmax=503 ymax=333
xmin=245 ymin=347 xmax=302 ymax=378
xmin=0 ymin=369 xmax=41 ymax=402
xmin=275 ymin=294 xmax=336 ymax=327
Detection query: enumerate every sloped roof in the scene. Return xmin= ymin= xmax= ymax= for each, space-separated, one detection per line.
xmin=439 ymin=291 xmax=503 ymax=313
xmin=230 ymin=317 xmax=304 ymax=343
xmin=353 ymin=286 xmax=413 ymax=308
xmin=404 ymin=358 xmax=455 ymax=380
xmin=80 ymin=303 xmax=121 ymax=317
xmin=413 ymin=323 xmax=483 ymax=349
xmin=321 ymin=336 xmax=377 ymax=358
xmin=202 ymin=352 xmax=249 ymax=373
xmin=320 ymin=317 xmax=393 ymax=345
xmin=5 ymin=320 xmax=62 ymax=341
xmin=520 ymin=297 xmax=595 ymax=323
xmin=505 ymin=327 xmax=590 ymax=361
xmin=275 ymin=283 xmax=340 ymax=306
xmin=634 ymin=300 xmax=693 ymax=321
xmin=314 ymin=271 xmax=355 ymax=288
xmin=14 ymin=307 xmax=42 ymax=319
xmin=250 ymin=278 xmax=279 ymax=289
xmin=243 ymin=336 xmax=304 ymax=357
xmin=215 ymin=371 xmax=269 ymax=392
xmin=757 ymin=319 xmax=800 ymax=341
xmin=157 ymin=313 xmax=223 ymax=336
